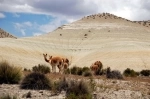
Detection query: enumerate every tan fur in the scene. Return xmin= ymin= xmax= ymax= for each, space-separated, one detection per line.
xmin=63 ymin=62 xmax=69 ymax=69
xmin=62 ymin=58 xmax=70 ymax=69
xmin=94 ymin=61 xmax=103 ymax=70
xmin=43 ymin=53 xmax=64 ymax=73
xmin=90 ymin=64 xmax=99 ymax=71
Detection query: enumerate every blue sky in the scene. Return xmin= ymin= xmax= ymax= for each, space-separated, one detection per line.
xmin=0 ymin=0 xmax=150 ymax=38
xmin=0 ymin=12 xmax=68 ymax=37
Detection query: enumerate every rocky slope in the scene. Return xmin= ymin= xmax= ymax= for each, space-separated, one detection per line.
xmin=0 ymin=28 xmax=17 ymax=38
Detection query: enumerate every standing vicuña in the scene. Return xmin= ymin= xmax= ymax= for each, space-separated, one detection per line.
xmin=43 ymin=53 xmax=64 ymax=73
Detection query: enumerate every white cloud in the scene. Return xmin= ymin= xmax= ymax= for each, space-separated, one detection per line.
xmin=0 ymin=12 xmax=5 ymax=18
xmin=39 ymin=18 xmax=67 ymax=33
xmin=33 ymin=33 xmax=42 ymax=36
xmin=13 ymin=13 xmax=20 ymax=17
xmin=20 ymin=29 xmax=26 ymax=36
xmin=0 ymin=0 xmax=149 ymax=21
xmin=14 ymin=21 xmax=33 ymax=36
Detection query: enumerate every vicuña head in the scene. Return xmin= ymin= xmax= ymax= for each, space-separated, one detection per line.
xmin=62 ymin=58 xmax=70 ymax=69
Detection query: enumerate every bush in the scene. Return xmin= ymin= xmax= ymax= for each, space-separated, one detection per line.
xmin=20 ymin=72 xmax=52 ymax=90
xmin=0 ymin=94 xmax=17 ymax=99
xmin=54 ymin=77 xmax=92 ymax=99
xmin=83 ymin=70 xmax=92 ymax=77
xmin=70 ymin=66 xmax=91 ymax=76
xmin=106 ymin=69 xmax=123 ymax=79
xmin=0 ymin=61 xmax=22 ymax=84
xmin=82 ymin=67 xmax=90 ymax=72
xmin=64 ymin=68 xmax=70 ymax=74
xmin=32 ymin=64 xmax=50 ymax=74
xmin=77 ymin=67 xmax=83 ymax=75
xmin=55 ymin=77 xmax=69 ymax=92
xmin=23 ymin=68 xmax=31 ymax=72
xmin=123 ymin=68 xmax=138 ymax=77
xmin=70 ymin=66 xmax=79 ymax=75
xmin=140 ymin=70 xmax=150 ymax=76
xmin=66 ymin=80 xmax=92 ymax=99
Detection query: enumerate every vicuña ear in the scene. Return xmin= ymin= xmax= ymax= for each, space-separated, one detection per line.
xmin=49 ymin=56 xmax=52 ymax=59
xmin=66 ymin=58 xmax=69 ymax=63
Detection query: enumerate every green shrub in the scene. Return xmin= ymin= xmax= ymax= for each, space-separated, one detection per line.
xmin=64 ymin=68 xmax=70 ymax=74
xmin=140 ymin=70 xmax=150 ymax=76
xmin=77 ymin=67 xmax=83 ymax=75
xmin=56 ymin=77 xmax=69 ymax=92
xmin=32 ymin=64 xmax=50 ymax=74
xmin=23 ymin=68 xmax=31 ymax=72
xmin=20 ymin=72 xmax=52 ymax=90
xmin=83 ymin=70 xmax=92 ymax=77
xmin=0 ymin=61 xmax=22 ymax=84
xmin=106 ymin=69 xmax=123 ymax=79
xmin=95 ymin=67 xmax=103 ymax=75
xmin=70 ymin=66 xmax=78 ymax=75
xmin=70 ymin=66 xmax=91 ymax=76
xmin=82 ymin=67 xmax=90 ymax=72
xmin=0 ymin=94 xmax=17 ymax=99
xmin=54 ymin=77 xmax=92 ymax=99
xmin=123 ymin=68 xmax=138 ymax=77
xmin=66 ymin=80 xmax=92 ymax=99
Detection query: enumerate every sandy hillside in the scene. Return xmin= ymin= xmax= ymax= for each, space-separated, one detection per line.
xmin=0 ymin=13 xmax=150 ymax=72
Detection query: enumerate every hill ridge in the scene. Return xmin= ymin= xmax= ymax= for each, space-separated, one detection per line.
xmin=0 ymin=28 xmax=17 ymax=38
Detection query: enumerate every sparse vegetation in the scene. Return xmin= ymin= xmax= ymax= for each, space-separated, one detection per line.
xmin=83 ymin=70 xmax=92 ymax=77
xmin=0 ymin=61 xmax=22 ymax=84
xmin=106 ymin=67 xmax=123 ymax=79
xmin=66 ymin=80 xmax=92 ymax=99
xmin=53 ymin=77 xmax=92 ymax=99
xmin=23 ymin=68 xmax=31 ymax=72
xmin=77 ymin=67 xmax=83 ymax=75
xmin=82 ymin=67 xmax=90 ymax=72
xmin=32 ymin=64 xmax=50 ymax=74
xmin=0 ymin=94 xmax=17 ymax=99
xmin=55 ymin=77 xmax=69 ymax=92
xmin=70 ymin=66 xmax=92 ymax=76
xmin=20 ymin=72 xmax=52 ymax=90
xmin=123 ymin=68 xmax=138 ymax=77
xmin=64 ymin=68 xmax=70 ymax=74
xmin=140 ymin=70 xmax=150 ymax=76
xmin=70 ymin=66 xmax=78 ymax=75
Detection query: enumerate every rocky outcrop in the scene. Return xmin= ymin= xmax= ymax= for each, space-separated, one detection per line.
xmin=0 ymin=28 xmax=17 ymax=38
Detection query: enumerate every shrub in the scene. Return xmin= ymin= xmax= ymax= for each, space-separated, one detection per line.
xmin=32 ymin=64 xmax=50 ymax=74
xmin=66 ymin=80 xmax=92 ymax=99
xmin=123 ymin=68 xmax=138 ymax=77
xmin=77 ymin=67 xmax=83 ymax=75
xmin=70 ymin=66 xmax=78 ymax=75
xmin=20 ymin=72 xmax=52 ymax=90
xmin=0 ymin=94 xmax=17 ymax=99
xmin=107 ymin=69 xmax=123 ymax=79
xmin=64 ymin=68 xmax=70 ymax=74
xmin=83 ymin=70 xmax=92 ymax=77
xmin=82 ymin=67 xmax=90 ymax=72
xmin=140 ymin=70 xmax=150 ymax=76
xmin=55 ymin=77 xmax=69 ymax=92
xmin=23 ymin=68 xmax=31 ymax=72
xmin=95 ymin=67 xmax=103 ymax=75
xmin=0 ymin=61 xmax=22 ymax=84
